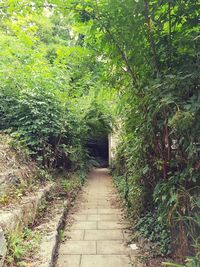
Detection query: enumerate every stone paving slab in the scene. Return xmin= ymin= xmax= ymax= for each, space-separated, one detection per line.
xmin=66 ymin=230 xmax=85 ymax=240
xmin=72 ymin=214 xmax=88 ymax=221
xmin=57 ymin=255 xmax=80 ymax=267
xmin=97 ymin=208 xmax=121 ymax=214
xmin=81 ymin=205 xmax=112 ymax=209
xmin=59 ymin=241 xmax=96 ymax=255
xmin=78 ymin=209 xmax=98 ymax=214
xmin=84 ymin=230 xmax=124 ymax=240
xmin=56 ymin=168 xmax=134 ymax=267
xmin=97 ymin=221 xmax=126 ymax=229
xmin=87 ymin=214 xmax=120 ymax=221
xmin=71 ymin=221 xmax=97 ymax=230
xmin=97 ymin=240 xmax=129 ymax=254
xmin=80 ymin=255 xmax=131 ymax=267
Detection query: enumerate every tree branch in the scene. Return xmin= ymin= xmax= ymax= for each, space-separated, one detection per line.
xmin=144 ymin=0 xmax=160 ymax=73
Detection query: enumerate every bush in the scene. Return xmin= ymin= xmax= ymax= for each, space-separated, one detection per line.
xmin=135 ymin=211 xmax=171 ymax=256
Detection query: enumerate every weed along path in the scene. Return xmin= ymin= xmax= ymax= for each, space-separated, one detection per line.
xmin=56 ymin=168 xmax=134 ymax=267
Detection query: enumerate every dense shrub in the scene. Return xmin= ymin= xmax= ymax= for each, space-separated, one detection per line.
xmin=0 ymin=7 xmax=111 ymax=171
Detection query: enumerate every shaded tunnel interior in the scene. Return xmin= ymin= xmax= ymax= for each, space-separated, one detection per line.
xmin=86 ymin=135 xmax=109 ymax=167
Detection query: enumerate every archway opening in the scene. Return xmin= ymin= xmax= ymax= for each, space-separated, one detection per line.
xmin=86 ymin=135 xmax=109 ymax=167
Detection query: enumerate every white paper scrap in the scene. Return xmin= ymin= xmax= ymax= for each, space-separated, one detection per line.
xmin=129 ymin=243 xmax=138 ymax=250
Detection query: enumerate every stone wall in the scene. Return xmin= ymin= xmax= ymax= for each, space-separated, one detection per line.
xmin=0 ymin=134 xmax=36 ymax=195
xmin=108 ymin=130 xmax=119 ymax=165
xmin=0 ymin=229 xmax=6 ymax=267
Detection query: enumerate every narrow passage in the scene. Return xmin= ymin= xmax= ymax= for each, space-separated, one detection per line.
xmin=56 ymin=168 xmax=132 ymax=267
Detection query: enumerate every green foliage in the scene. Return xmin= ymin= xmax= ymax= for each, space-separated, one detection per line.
xmin=37 ymin=199 xmax=48 ymax=218
xmin=113 ymin=174 xmax=143 ymax=218
xmin=0 ymin=5 xmax=112 ymax=171
xmin=58 ymin=229 xmax=65 ymax=242
xmin=168 ymin=111 xmax=194 ymax=133
xmin=35 ymin=168 xmax=53 ymax=182
xmin=5 ymin=231 xmax=25 ymax=264
xmin=1 ymin=0 xmax=199 ymax=263
xmin=163 ymin=255 xmax=200 ymax=267
xmin=135 ymin=211 xmax=171 ymax=256
xmin=84 ymin=100 xmax=112 ymax=140
xmin=163 ymin=263 xmax=185 ymax=267
xmin=78 ymin=169 xmax=87 ymax=185
xmin=5 ymin=228 xmax=41 ymax=266
xmin=66 ymin=0 xmax=200 ymax=262
xmin=60 ymin=170 xmax=87 ymax=193
xmin=60 ymin=178 xmax=78 ymax=193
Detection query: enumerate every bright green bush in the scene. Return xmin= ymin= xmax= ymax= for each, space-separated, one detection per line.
xmin=0 ymin=7 xmax=112 ymax=171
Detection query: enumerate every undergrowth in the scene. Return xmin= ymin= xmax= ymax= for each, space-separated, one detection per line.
xmin=5 ymin=228 xmax=41 ymax=267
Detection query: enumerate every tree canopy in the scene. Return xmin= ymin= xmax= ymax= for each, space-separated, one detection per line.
xmin=0 ymin=0 xmax=199 ymax=265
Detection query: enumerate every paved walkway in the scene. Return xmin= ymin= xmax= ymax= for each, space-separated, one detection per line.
xmin=56 ymin=168 xmax=133 ymax=267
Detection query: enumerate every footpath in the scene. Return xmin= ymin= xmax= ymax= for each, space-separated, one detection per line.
xmin=56 ymin=168 xmax=135 ymax=267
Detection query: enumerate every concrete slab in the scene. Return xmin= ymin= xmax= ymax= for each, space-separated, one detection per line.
xmin=84 ymin=230 xmax=123 ymax=240
xmin=56 ymin=169 xmax=138 ymax=267
xmin=80 ymin=255 xmax=131 ymax=267
xmin=56 ymin=255 xmax=80 ymax=267
xmin=59 ymin=241 xmax=96 ymax=255
xmin=72 ymin=214 xmax=88 ymax=221
xmin=71 ymin=221 xmax=97 ymax=230
xmin=66 ymin=230 xmax=85 ymax=240
xmin=98 ymin=221 xmax=125 ymax=230
xmin=97 ymin=241 xmax=129 ymax=254
xmin=78 ymin=209 xmax=98 ymax=214
xmin=88 ymin=214 xmax=120 ymax=221
xmin=98 ymin=209 xmax=121 ymax=214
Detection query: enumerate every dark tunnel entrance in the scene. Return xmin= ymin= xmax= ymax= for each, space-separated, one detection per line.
xmin=86 ymin=135 xmax=109 ymax=167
